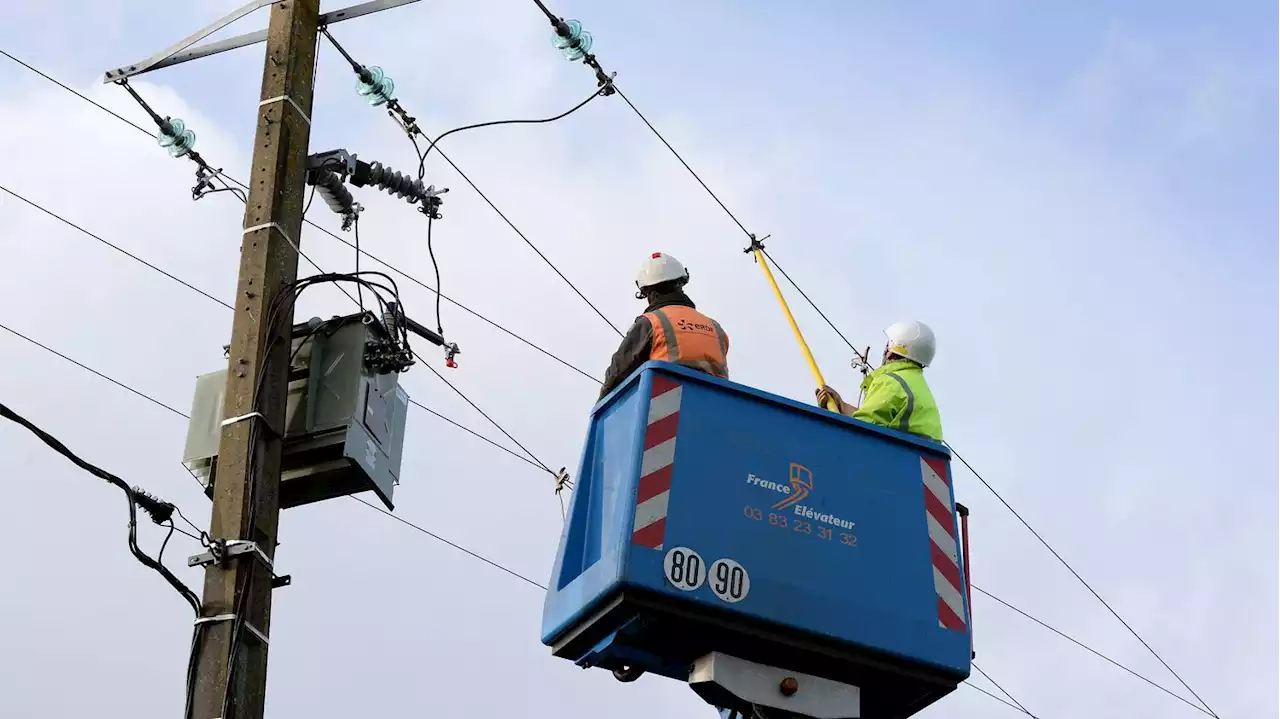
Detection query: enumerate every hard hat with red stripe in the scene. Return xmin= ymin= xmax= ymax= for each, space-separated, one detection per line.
xmin=636 ymin=252 xmax=690 ymax=291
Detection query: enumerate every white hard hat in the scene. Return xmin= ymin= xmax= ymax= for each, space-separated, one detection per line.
xmin=884 ymin=320 xmax=936 ymax=367
xmin=636 ymin=252 xmax=690 ymax=290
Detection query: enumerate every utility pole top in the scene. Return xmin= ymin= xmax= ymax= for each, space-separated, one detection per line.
xmin=101 ymin=0 xmax=423 ymax=83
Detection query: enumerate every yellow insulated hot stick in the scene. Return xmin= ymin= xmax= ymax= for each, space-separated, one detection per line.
xmin=748 ymin=242 xmax=841 ymax=413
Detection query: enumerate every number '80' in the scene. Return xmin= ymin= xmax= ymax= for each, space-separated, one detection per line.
xmin=663 ymin=547 xmax=706 ymax=591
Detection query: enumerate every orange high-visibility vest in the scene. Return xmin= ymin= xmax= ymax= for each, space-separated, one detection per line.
xmin=644 ymin=306 xmax=729 ymax=378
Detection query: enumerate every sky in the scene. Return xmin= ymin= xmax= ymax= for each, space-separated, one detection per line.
xmin=0 ymin=1 xmax=1276 ymax=718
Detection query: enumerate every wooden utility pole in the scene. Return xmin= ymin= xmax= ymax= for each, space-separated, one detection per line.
xmin=190 ymin=1 xmax=320 ymax=717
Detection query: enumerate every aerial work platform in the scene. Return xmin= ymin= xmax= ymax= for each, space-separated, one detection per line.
xmin=541 ymin=362 xmax=972 ymax=719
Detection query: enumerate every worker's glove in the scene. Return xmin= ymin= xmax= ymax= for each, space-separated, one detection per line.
xmin=815 ymin=385 xmax=845 ymax=413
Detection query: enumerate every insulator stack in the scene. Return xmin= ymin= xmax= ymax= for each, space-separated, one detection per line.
xmin=158 ymin=117 xmax=196 ymax=157
xmin=361 ymin=161 xmax=426 ymax=203
xmin=356 ymin=66 xmax=395 ymax=106
xmin=552 ymin=19 xmax=593 ymax=60
xmin=307 ymin=169 xmax=357 ymax=216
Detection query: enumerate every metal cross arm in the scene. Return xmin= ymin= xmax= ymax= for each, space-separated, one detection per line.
xmin=101 ymin=0 xmax=424 ymax=83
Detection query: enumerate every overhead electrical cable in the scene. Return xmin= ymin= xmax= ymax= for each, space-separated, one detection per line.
xmin=0 ymin=400 xmax=202 ymax=615
xmin=2 ymin=40 xmax=1216 ymax=719
xmin=0 ymin=47 xmax=603 ymax=385
xmin=319 ymin=28 xmax=624 ymax=338
xmin=1 ymin=183 xmax=1176 ymax=707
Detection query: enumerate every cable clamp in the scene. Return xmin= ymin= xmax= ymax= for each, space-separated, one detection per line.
xmin=742 ymin=233 xmax=771 ymax=257
xmin=597 ymin=71 xmax=617 ymax=96
xmin=554 ymin=467 xmax=572 ymax=495
xmin=195 ymin=613 xmax=237 ymax=627
xmin=258 ymin=94 xmax=311 ymax=126
xmin=189 ymin=539 xmax=274 ymax=572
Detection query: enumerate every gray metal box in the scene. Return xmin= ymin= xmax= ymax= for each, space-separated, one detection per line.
xmin=183 ymin=314 xmax=410 ymax=510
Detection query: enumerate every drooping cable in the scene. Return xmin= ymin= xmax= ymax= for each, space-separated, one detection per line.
xmin=425 ymin=144 xmax=623 ymax=337
xmin=425 ymin=214 xmax=443 ymax=336
xmin=0 ymin=184 xmax=234 ymax=311
xmin=948 ymin=443 xmax=1219 ymax=718
xmin=0 ymin=49 xmax=603 ymax=384
xmin=613 ymin=86 xmax=756 ymax=241
xmin=0 ymin=321 xmax=188 ymax=418
xmin=413 ymin=85 xmax=608 ymax=179
xmin=972 ymin=584 xmax=1211 ymax=715
xmin=961 ymin=682 xmax=1035 ymax=716
xmin=0 ymin=401 xmax=201 ymax=615
xmin=3 ymin=319 xmax=1029 ymax=718
xmin=422 ymin=362 xmax=555 ymax=476
xmin=318 ymin=29 xmax=623 ymax=338
xmin=575 ymin=41 xmax=1220 ymax=714
xmin=5 ymin=44 xmax=1209 ymax=718
xmin=4 ymin=183 xmax=1177 ymax=707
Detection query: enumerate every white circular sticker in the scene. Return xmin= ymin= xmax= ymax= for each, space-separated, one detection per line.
xmin=709 ymin=558 xmax=750 ymax=603
xmin=663 ymin=547 xmax=706 ymax=592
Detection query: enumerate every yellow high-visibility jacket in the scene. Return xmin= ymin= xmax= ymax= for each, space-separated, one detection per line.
xmin=848 ymin=359 xmax=943 ymax=442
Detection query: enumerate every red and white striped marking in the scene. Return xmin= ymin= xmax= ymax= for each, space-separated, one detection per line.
xmin=632 ymin=375 xmax=683 ymax=550
xmin=921 ymin=457 xmax=968 ymax=632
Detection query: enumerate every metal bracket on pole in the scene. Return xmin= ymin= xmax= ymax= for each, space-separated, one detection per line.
xmin=189 ymin=539 xmax=292 ymax=589
xmin=188 ymin=539 xmax=274 ymax=572
xmin=102 ymin=0 xmax=424 ymax=83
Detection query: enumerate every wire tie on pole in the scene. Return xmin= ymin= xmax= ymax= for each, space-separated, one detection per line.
xmin=219 ymin=411 xmax=281 ymax=438
xmin=258 ymin=94 xmax=311 ymax=126
xmin=242 ymin=222 xmax=293 ymax=243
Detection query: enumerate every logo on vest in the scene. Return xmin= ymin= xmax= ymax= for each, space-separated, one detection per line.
xmin=745 ymin=463 xmax=855 ymax=530
xmin=676 ymin=317 xmax=717 ymax=335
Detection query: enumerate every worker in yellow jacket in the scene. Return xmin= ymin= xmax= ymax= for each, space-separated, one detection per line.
xmin=816 ymin=320 xmax=943 ymax=442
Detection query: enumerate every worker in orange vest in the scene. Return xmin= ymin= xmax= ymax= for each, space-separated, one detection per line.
xmin=598 ymin=252 xmax=730 ymax=399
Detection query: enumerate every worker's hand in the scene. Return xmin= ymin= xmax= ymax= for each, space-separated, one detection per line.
xmin=815 ymin=385 xmax=845 ymax=413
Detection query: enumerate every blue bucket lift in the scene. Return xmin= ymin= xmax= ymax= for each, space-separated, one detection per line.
xmin=541 ymin=362 xmax=972 ymax=719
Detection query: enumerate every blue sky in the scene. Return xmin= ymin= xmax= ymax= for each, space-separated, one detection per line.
xmin=0 ymin=1 xmax=1275 ymax=718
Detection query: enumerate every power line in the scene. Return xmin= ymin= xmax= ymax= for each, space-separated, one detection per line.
xmin=961 ymin=682 xmax=1035 ymax=716
xmin=350 ymin=495 xmax=546 ymax=590
xmin=973 ymin=662 xmax=1034 ymax=717
xmin=422 ymin=362 xmax=554 ymax=475
xmin=4 ymin=148 xmax=1177 ymax=711
xmin=408 ymin=396 xmax=546 ymax=473
xmin=0 ymin=47 xmax=603 ymax=386
xmin=4 ymin=304 xmax=1024 ymax=719
xmin=948 ymin=444 xmax=1219 ymax=718
xmin=0 ymin=176 xmax=561 ymax=479
xmin=0 ymin=48 xmax=155 ymax=137
xmin=972 ymin=585 xmax=1211 ymax=715
xmin=0 ymin=321 xmax=188 ymax=418
xmin=0 ymin=400 xmax=202 ymax=615
xmin=613 ymin=86 xmax=755 ymax=241
xmin=3 ymin=41 xmax=1211 ymax=719
xmin=317 ymin=29 xmax=624 ymax=339
xmin=591 ymin=45 xmax=1218 ymax=718
xmin=427 ymin=145 xmax=622 ymax=336
xmin=0 ymin=184 xmax=234 ymax=311
xmin=760 ymin=248 xmax=859 ymax=354
xmin=0 ymin=312 xmax=541 ymax=483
